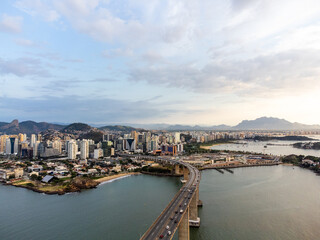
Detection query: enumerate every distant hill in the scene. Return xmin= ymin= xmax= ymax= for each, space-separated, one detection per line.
xmin=62 ymin=123 xmax=93 ymax=133
xmin=79 ymin=131 xmax=104 ymax=143
xmin=0 ymin=120 xmax=64 ymax=135
xmin=233 ymin=117 xmax=320 ymax=130
xmin=127 ymin=117 xmax=320 ymax=130
xmin=99 ymin=125 xmax=142 ymax=132
xmin=0 ymin=122 xmax=8 ymax=128
xmin=0 ymin=117 xmax=319 ymax=134
xmin=163 ymin=124 xmax=232 ymax=131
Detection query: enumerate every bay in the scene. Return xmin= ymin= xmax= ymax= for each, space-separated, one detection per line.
xmin=1 ymin=166 xmax=320 ymax=240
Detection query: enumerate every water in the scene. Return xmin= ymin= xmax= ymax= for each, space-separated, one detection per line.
xmin=191 ymin=166 xmax=320 ymax=240
xmin=0 ymin=175 xmax=181 ymax=240
xmin=211 ymin=139 xmax=320 ymax=157
xmin=1 ymin=166 xmax=320 ymax=240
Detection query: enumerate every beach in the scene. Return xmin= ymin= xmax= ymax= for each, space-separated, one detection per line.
xmin=95 ymin=172 xmax=141 ymax=183
xmin=200 ymin=143 xmax=224 ymax=150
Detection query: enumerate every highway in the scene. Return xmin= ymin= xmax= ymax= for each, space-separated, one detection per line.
xmin=140 ymin=157 xmax=200 ymax=240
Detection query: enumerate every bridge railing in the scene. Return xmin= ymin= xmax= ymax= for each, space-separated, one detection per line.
xmin=140 ymin=163 xmax=194 ymax=239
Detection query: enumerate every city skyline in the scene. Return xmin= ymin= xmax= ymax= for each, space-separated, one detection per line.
xmin=1 ymin=0 xmax=320 ymax=125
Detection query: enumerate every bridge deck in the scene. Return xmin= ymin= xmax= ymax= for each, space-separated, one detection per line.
xmin=140 ymin=157 xmax=200 ymax=240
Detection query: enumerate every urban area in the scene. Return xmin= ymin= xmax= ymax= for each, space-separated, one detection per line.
xmin=1 ymin=124 xmax=318 ymax=194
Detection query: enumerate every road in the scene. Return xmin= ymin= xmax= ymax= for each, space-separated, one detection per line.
xmin=140 ymin=157 xmax=200 ymax=240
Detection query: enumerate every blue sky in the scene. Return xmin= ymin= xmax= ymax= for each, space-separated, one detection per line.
xmin=1 ymin=0 xmax=320 ymax=125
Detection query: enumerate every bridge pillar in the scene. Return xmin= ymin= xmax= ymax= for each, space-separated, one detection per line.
xmin=197 ymin=187 xmax=203 ymax=206
xmin=175 ymin=165 xmax=182 ymax=175
xmin=183 ymin=167 xmax=189 ymax=181
xmin=178 ymin=207 xmax=189 ymax=240
xmin=189 ymin=187 xmax=200 ymax=227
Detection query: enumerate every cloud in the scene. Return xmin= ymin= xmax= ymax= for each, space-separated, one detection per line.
xmin=129 ymin=49 xmax=320 ymax=96
xmin=14 ymin=38 xmax=36 ymax=47
xmin=0 ymin=95 xmax=174 ymax=123
xmin=102 ymin=48 xmax=133 ymax=58
xmin=14 ymin=0 xmax=60 ymax=22
xmin=8 ymin=0 xmax=320 ymax=124
xmin=91 ymin=78 xmax=116 ymax=83
xmin=0 ymin=57 xmax=51 ymax=77
xmin=231 ymin=0 xmax=259 ymax=11
xmin=0 ymin=14 xmax=23 ymax=33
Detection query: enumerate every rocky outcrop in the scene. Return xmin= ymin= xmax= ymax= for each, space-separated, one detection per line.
xmin=5 ymin=177 xmax=99 ymax=195
xmin=70 ymin=177 xmax=99 ymax=189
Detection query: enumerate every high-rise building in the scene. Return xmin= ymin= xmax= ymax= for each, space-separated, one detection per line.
xmin=37 ymin=134 xmax=42 ymax=142
xmin=33 ymin=141 xmax=40 ymax=159
xmin=131 ymin=131 xmax=138 ymax=148
xmin=68 ymin=141 xmax=77 ymax=160
xmin=126 ymin=139 xmax=136 ymax=151
xmin=52 ymin=140 xmax=62 ymax=154
xmin=80 ymin=140 xmax=89 ymax=159
xmin=151 ymin=140 xmax=158 ymax=151
xmin=174 ymin=132 xmax=181 ymax=144
xmin=6 ymin=137 xmax=18 ymax=154
xmin=18 ymin=133 xmax=25 ymax=142
xmin=0 ymin=135 xmax=8 ymax=153
xmin=94 ymin=148 xmax=103 ymax=159
xmin=30 ymin=134 xmax=36 ymax=148
xmin=5 ymin=138 xmax=11 ymax=154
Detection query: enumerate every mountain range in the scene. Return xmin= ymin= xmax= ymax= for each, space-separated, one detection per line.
xmin=126 ymin=117 xmax=320 ymax=131
xmin=0 ymin=120 xmax=64 ymax=135
xmin=0 ymin=117 xmax=319 ymax=135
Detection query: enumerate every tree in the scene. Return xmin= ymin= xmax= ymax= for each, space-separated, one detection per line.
xmin=30 ymin=174 xmax=38 ymax=181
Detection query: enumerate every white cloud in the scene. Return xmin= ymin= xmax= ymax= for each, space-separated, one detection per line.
xmin=15 ymin=0 xmax=59 ymax=22
xmin=0 ymin=14 xmax=23 ymax=33
xmin=130 ymin=49 xmax=320 ymax=96
xmin=14 ymin=38 xmax=35 ymax=46
xmin=10 ymin=0 xmax=320 ymax=124
xmin=0 ymin=57 xmax=51 ymax=77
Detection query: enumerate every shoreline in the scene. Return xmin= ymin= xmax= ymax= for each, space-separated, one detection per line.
xmin=95 ymin=172 xmax=141 ymax=183
xmin=3 ymin=172 xmax=141 ymax=195
xmin=281 ymin=163 xmax=294 ymax=166
xmin=201 ymin=162 xmax=280 ymax=170
xmin=141 ymin=171 xmax=182 ymax=177
xmin=200 ymin=143 xmax=226 ymax=150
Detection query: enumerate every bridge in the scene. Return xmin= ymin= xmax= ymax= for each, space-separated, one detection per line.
xmin=121 ymin=154 xmax=201 ymax=240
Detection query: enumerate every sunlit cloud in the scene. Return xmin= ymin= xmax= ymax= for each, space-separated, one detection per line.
xmin=0 ymin=0 xmax=319 ymax=124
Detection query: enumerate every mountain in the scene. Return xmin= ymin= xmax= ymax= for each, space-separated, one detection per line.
xmin=0 ymin=117 xmax=319 ymax=134
xmin=0 ymin=120 xmax=64 ymax=135
xmin=62 ymin=123 xmax=93 ymax=133
xmin=99 ymin=125 xmax=143 ymax=132
xmin=163 ymin=124 xmax=232 ymax=131
xmin=124 ymin=118 xmax=320 ymax=130
xmin=0 ymin=122 xmax=9 ymax=128
xmin=233 ymin=117 xmax=320 ymax=130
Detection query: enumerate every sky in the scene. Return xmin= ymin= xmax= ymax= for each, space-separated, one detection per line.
xmin=1 ymin=0 xmax=320 ymax=126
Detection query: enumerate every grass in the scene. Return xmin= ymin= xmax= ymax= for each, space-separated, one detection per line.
xmin=37 ymin=185 xmax=66 ymax=192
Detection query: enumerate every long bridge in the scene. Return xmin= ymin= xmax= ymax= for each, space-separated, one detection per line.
xmin=121 ymin=154 xmax=202 ymax=240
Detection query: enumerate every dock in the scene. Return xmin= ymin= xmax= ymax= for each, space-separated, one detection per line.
xmin=223 ymin=168 xmax=234 ymax=174
xmin=214 ymin=168 xmax=224 ymax=174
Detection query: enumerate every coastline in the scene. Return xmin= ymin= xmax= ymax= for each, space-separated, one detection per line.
xmin=95 ymin=172 xmax=141 ymax=183
xmin=3 ymin=172 xmax=141 ymax=195
xmin=281 ymin=163 xmax=294 ymax=166
xmin=200 ymin=143 xmax=225 ymax=150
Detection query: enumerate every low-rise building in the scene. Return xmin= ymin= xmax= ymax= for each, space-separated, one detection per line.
xmin=0 ymin=168 xmax=24 ymax=180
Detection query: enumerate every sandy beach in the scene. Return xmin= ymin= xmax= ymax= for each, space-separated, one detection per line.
xmin=200 ymin=143 xmax=225 ymax=150
xmin=95 ymin=172 xmax=141 ymax=183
